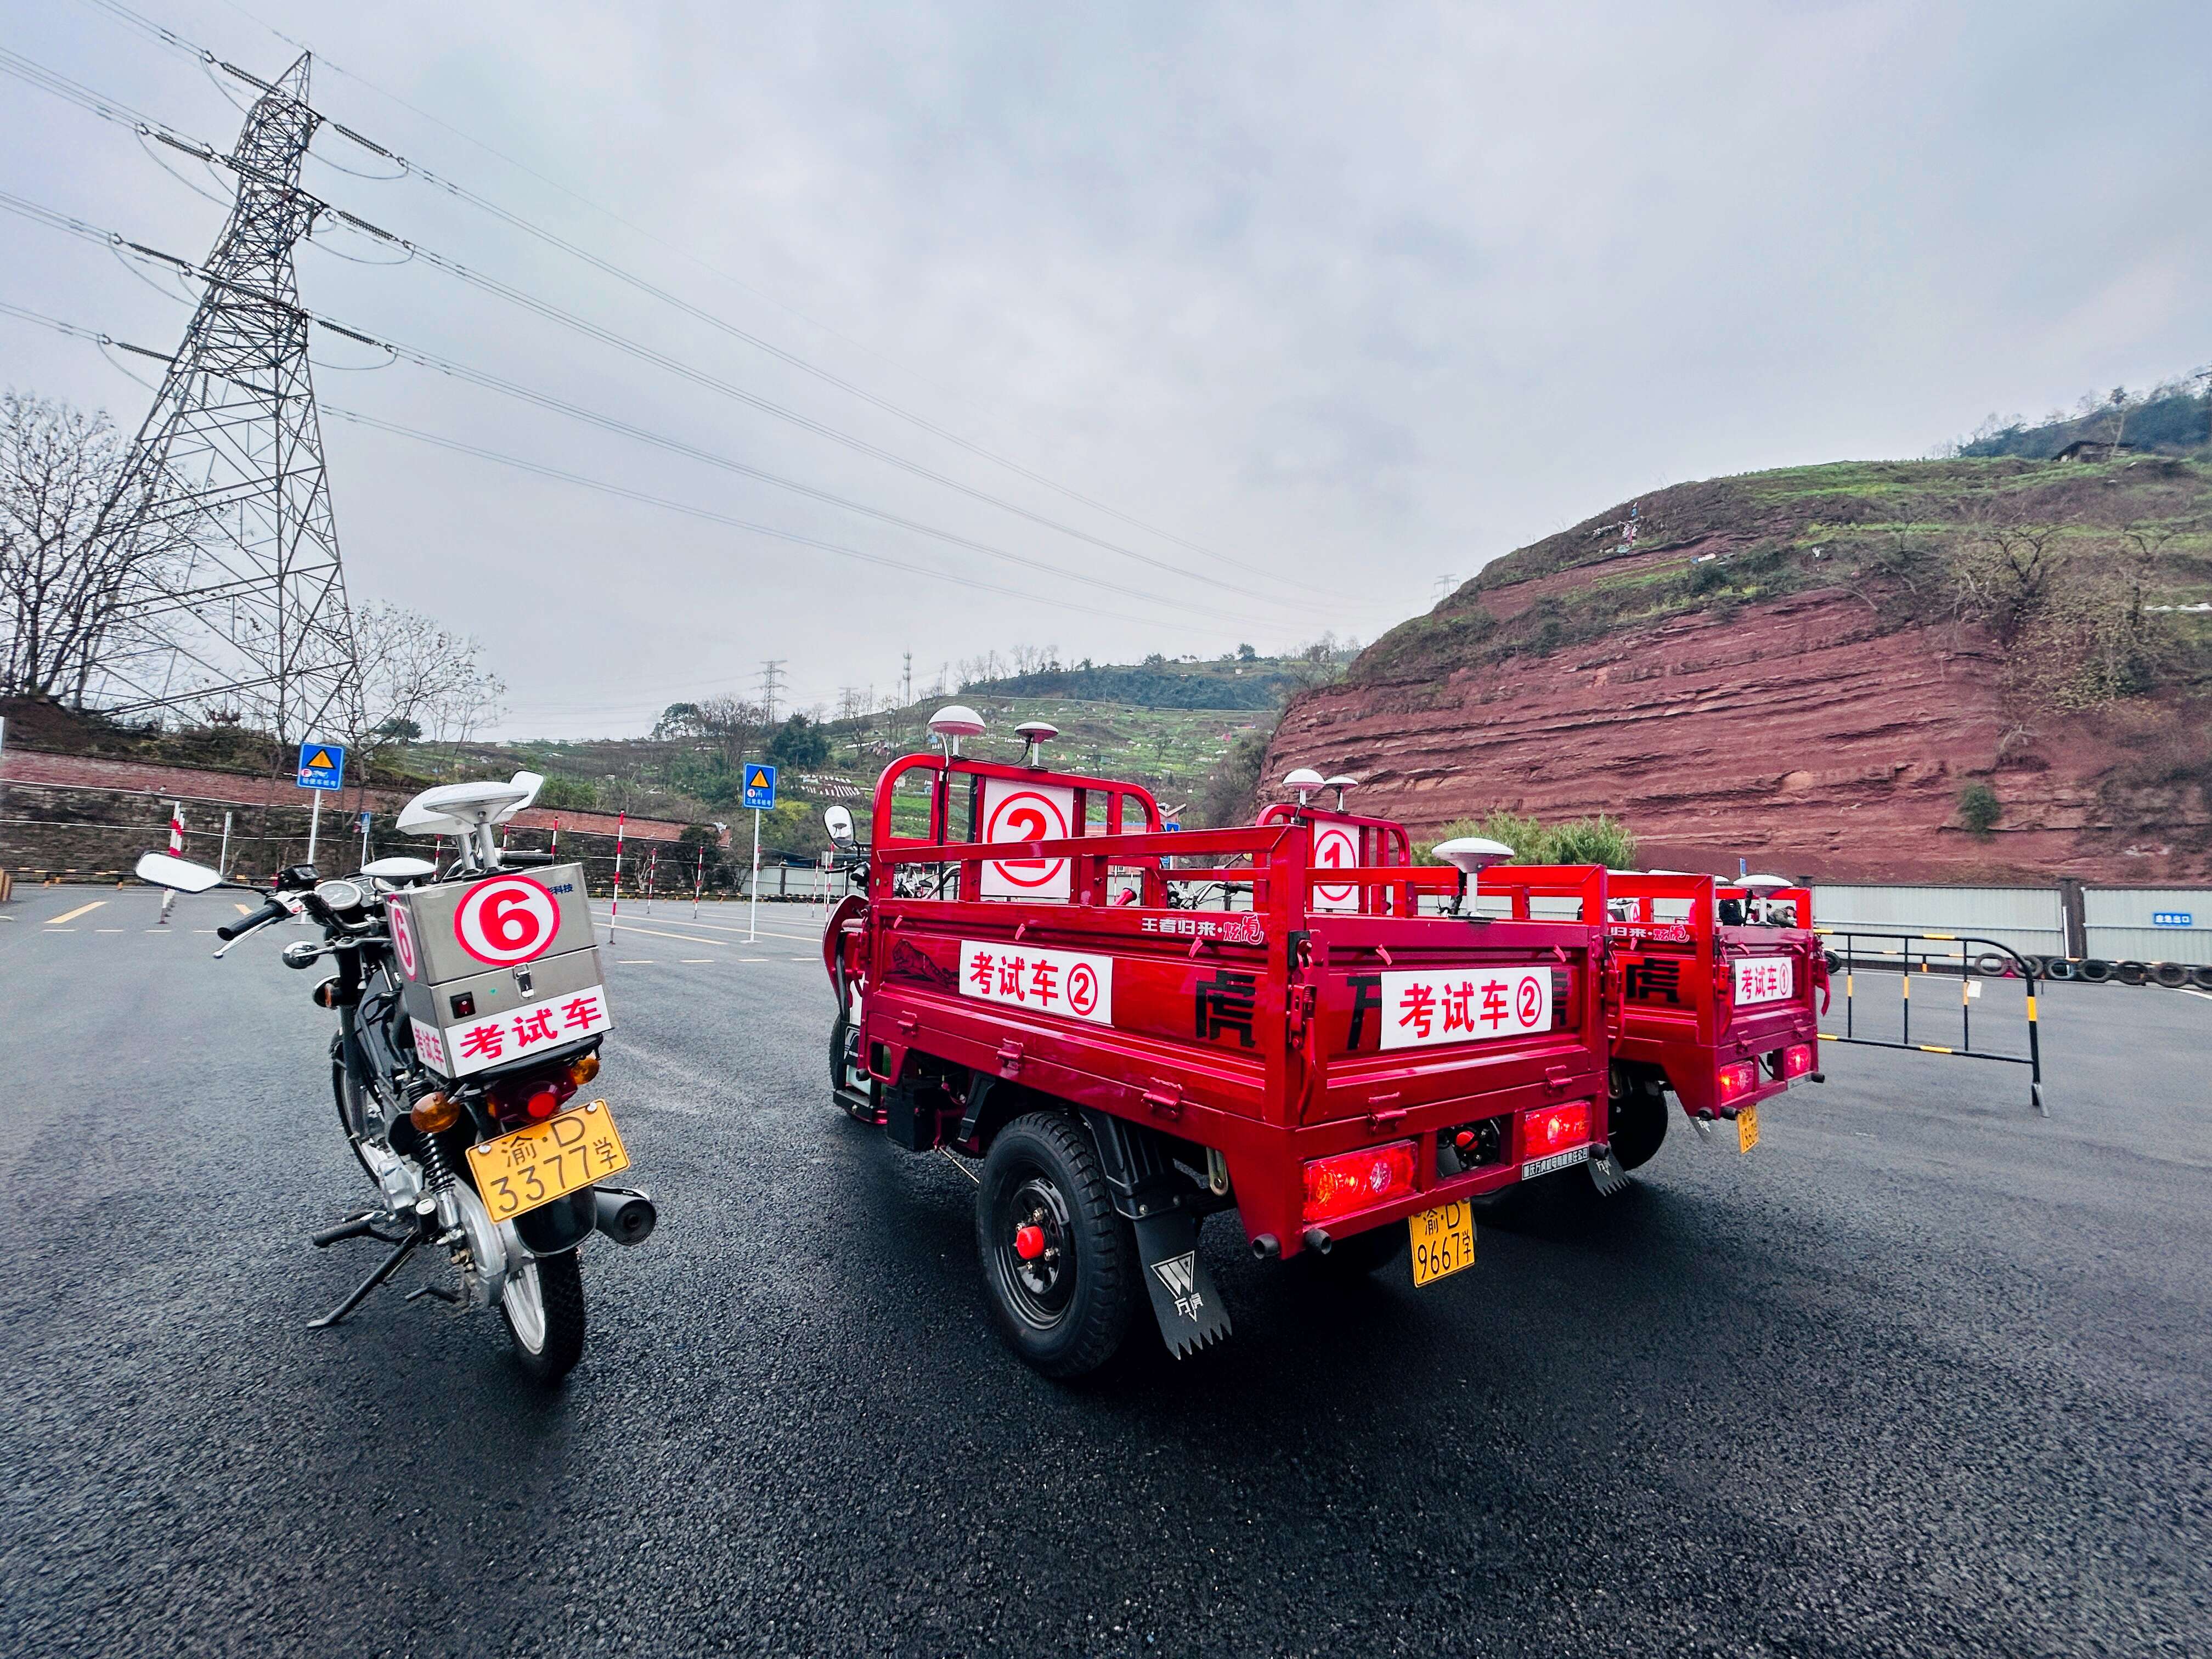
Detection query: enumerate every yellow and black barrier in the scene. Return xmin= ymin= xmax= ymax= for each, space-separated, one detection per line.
xmin=1813 ymin=928 xmax=2047 ymax=1116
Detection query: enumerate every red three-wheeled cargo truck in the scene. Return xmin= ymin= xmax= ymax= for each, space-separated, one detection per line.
xmin=821 ymin=712 xmax=1616 ymax=1376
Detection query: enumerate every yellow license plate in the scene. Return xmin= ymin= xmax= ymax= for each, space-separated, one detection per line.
xmin=1408 ymin=1199 xmax=1475 ymax=1287
xmin=466 ymin=1099 xmax=631 ymax=1222
xmin=1737 ymin=1104 xmax=1760 ymax=1153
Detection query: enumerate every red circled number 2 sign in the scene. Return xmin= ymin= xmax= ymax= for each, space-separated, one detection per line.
xmin=980 ymin=777 xmax=1075 ymax=901
xmin=1516 ymin=973 xmax=1544 ymax=1028
xmin=453 ymin=874 xmax=561 ymax=966
xmin=1065 ymin=962 xmax=1100 ymax=1016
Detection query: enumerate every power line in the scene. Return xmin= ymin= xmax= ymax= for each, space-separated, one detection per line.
xmin=12 ymin=38 xmax=1357 ymax=624
xmin=0 ymin=191 xmax=1326 ymax=631
xmin=75 ymin=0 xmax=1352 ymax=601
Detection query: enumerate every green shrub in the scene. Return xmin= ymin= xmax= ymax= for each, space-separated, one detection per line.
xmin=1416 ymin=810 xmax=1635 ymax=867
xmin=1957 ymin=782 xmax=2002 ymax=836
xmin=535 ymin=774 xmax=600 ymax=809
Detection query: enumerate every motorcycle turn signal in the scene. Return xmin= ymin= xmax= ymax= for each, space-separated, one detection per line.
xmin=409 ymin=1092 xmax=461 ymax=1133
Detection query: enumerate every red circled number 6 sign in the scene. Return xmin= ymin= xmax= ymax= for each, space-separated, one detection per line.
xmin=453 ymin=875 xmax=561 ymax=966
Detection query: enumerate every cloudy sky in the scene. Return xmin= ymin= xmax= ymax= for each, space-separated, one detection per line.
xmin=4 ymin=0 xmax=2207 ymax=735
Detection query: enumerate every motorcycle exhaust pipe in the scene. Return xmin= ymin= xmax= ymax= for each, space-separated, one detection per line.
xmin=592 ymin=1186 xmax=658 ymax=1247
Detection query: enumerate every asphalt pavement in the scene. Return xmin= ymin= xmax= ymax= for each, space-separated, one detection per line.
xmin=2 ymin=885 xmax=2207 ymax=1657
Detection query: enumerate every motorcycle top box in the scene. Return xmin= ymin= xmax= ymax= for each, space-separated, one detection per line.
xmin=382 ymin=862 xmax=612 ymax=1079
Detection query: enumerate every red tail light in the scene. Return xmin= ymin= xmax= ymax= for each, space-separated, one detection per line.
xmin=1302 ymin=1141 xmax=1416 ymax=1223
xmin=1782 ymin=1043 xmax=1815 ymax=1079
xmin=1716 ymin=1060 xmax=1758 ymax=1101
xmin=1521 ymin=1101 xmax=1591 ymax=1159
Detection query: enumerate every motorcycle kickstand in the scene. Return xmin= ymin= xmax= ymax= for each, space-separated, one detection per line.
xmin=307 ymin=1234 xmax=419 ymax=1330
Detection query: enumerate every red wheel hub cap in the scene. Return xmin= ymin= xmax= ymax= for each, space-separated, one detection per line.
xmin=1013 ymin=1223 xmax=1046 ymax=1261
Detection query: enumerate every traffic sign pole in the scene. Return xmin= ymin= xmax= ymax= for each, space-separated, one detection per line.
xmin=738 ymin=763 xmax=778 ymax=943
xmin=747 ymin=808 xmax=761 ymax=943
xmin=307 ymin=788 xmax=321 ymax=868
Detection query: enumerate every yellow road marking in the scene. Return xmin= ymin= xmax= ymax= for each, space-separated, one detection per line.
xmin=1918 ymin=1044 xmax=1955 ymax=1054
xmin=45 ymin=900 xmax=107 ymax=925
xmin=233 ymin=902 xmax=255 ymax=915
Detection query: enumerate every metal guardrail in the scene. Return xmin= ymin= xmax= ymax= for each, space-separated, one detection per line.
xmin=1815 ymin=928 xmax=2047 ymax=1116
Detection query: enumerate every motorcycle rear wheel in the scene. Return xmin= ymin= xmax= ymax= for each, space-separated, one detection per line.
xmin=501 ymin=1249 xmax=586 ymax=1383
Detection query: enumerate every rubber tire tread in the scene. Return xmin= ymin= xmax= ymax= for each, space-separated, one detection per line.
xmin=505 ymin=1248 xmax=587 ymax=1385
xmin=1608 ymin=1068 xmax=1669 ymax=1171
xmin=975 ymin=1112 xmax=1136 ymax=1379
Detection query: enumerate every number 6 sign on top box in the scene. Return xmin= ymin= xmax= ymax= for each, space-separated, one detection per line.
xmin=383 ymin=862 xmax=612 ymax=1078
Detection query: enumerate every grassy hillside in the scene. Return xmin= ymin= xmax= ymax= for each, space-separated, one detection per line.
xmin=1357 ymin=450 xmax=2212 ymax=691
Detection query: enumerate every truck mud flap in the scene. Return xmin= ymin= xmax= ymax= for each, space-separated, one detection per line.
xmin=1586 ymin=1143 xmax=1631 ymax=1197
xmin=1132 ymin=1211 xmax=1232 ymax=1358
xmin=1080 ymin=1107 xmax=1233 ymax=1357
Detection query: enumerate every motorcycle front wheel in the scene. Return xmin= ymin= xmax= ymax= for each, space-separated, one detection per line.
xmin=500 ymin=1249 xmax=586 ymax=1383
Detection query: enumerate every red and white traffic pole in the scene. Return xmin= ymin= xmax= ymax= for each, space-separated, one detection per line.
xmin=609 ymin=810 xmax=626 ymax=938
xmin=645 ymin=844 xmax=658 ymax=915
xmin=158 ymin=800 xmax=183 ymax=924
xmin=692 ymin=845 xmax=705 ymax=919
xmin=549 ymin=817 xmax=560 ymax=859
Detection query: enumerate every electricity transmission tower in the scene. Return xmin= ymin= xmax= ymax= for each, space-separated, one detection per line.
xmin=92 ymin=52 xmax=357 ymax=742
xmin=758 ymin=659 xmax=786 ymax=723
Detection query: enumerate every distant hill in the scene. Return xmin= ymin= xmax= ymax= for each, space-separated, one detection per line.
xmin=1956 ymin=377 xmax=2210 ymax=461
xmin=1272 ymin=449 xmax=2212 ymax=883
xmin=957 ymin=657 xmax=1305 ymax=710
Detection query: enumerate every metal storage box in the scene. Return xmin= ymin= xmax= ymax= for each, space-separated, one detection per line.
xmin=382 ymin=863 xmax=611 ymax=1079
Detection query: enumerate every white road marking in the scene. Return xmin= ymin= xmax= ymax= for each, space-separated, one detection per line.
xmin=591 ymin=905 xmax=822 ymax=944
xmin=45 ymin=900 xmax=106 ymax=925
xmin=2181 ymin=988 xmax=2212 ymax=1002
xmin=96 ymin=928 xmax=124 ymax=933
xmin=598 ymin=921 xmax=757 ymax=949
xmin=615 ymin=958 xmax=656 ymax=964
xmin=680 ymin=958 xmax=716 ymax=964
xmin=740 ymin=957 xmax=770 ymax=963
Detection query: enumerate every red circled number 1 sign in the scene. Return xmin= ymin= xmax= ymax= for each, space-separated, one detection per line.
xmin=1310 ymin=823 xmax=1359 ymax=912
xmin=453 ymin=874 xmax=561 ymax=966
xmin=980 ymin=777 xmax=1075 ymax=901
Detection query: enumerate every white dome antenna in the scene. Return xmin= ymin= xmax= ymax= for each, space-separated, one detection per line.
xmin=1322 ymin=774 xmax=1357 ymax=809
xmin=1014 ymin=720 xmax=1058 ymax=767
xmin=1740 ymin=872 xmax=1792 ymax=896
xmin=927 ymin=704 xmax=986 ymax=757
xmin=1283 ymin=766 xmax=1325 ymax=805
xmin=1431 ymin=835 xmax=1515 ymax=913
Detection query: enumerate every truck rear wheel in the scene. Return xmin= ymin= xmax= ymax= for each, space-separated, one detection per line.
xmin=975 ymin=1112 xmax=1137 ymax=1379
xmin=1606 ymin=1064 xmax=1669 ymax=1172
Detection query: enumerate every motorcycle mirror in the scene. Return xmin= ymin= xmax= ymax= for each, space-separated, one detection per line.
xmin=135 ymin=851 xmax=224 ymax=893
xmin=823 ymin=804 xmax=857 ymax=849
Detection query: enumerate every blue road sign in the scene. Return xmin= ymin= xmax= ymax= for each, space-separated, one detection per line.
xmin=741 ymin=763 xmax=778 ymax=811
xmin=2151 ymin=911 xmax=2192 ymax=928
xmin=297 ymin=741 xmax=346 ymax=791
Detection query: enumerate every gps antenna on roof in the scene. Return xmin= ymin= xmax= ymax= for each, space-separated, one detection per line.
xmin=1323 ymin=774 xmax=1357 ymax=810
xmin=1014 ymin=721 xmax=1058 ymax=767
xmin=928 ymin=705 xmax=986 ymax=758
xmin=1430 ymin=836 xmax=1515 ymax=916
xmin=1283 ymin=767 xmax=1325 ymax=805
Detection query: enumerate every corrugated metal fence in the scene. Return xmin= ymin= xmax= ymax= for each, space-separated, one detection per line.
xmin=1814 ymin=884 xmax=2211 ymax=970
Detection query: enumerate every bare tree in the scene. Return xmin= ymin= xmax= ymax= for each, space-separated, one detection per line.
xmin=696 ymin=694 xmax=768 ymax=777
xmin=0 ymin=392 xmax=198 ymax=704
xmin=1951 ymin=515 xmax=2057 ymax=650
xmin=333 ymin=603 xmax=503 ymax=800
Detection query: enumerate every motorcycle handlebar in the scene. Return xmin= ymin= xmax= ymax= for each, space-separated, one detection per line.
xmin=217 ymin=896 xmax=291 ymax=941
